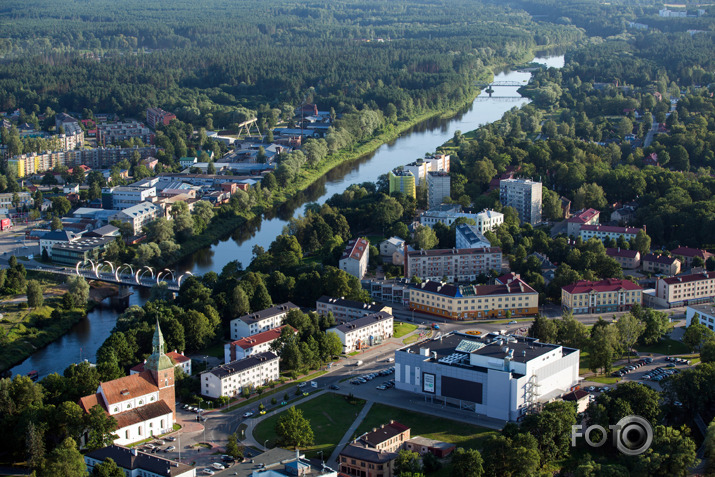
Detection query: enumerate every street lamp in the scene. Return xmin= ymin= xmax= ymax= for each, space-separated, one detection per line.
xmin=318 ymin=450 xmax=324 ymax=464
xmin=264 ymin=439 xmax=269 ymax=450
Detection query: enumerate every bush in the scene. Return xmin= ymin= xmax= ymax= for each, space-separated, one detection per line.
xmin=271 ymin=397 xmax=277 ymax=405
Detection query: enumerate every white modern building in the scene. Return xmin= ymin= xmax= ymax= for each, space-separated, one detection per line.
xmin=110 ymin=201 xmax=163 ymax=235
xmin=104 ymin=186 xmax=157 ymax=210
xmin=230 ymin=302 xmax=298 ymax=340
xmin=327 ymin=312 xmax=394 ymax=353
xmin=404 ymin=154 xmax=450 ymax=186
xmin=200 ymin=352 xmax=280 ymax=398
xmin=420 ymin=206 xmax=503 ymax=234
xmin=380 ymin=236 xmax=406 ymax=257
xmin=499 ymin=178 xmax=542 ymax=224
xmin=579 ymin=225 xmax=642 ymax=243
xmin=427 ymin=171 xmax=451 ymax=209
xmin=339 ymin=237 xmax=370 ymax=280
xmin=224 ymin=325 xmax=293 ymax=363
xmin=455 ymin=224 xmax=491 ymax=250
xmin=39 ymin=230 xmax=78 ymax=258
xmin=394 ymin=332 xmax=580 ymax=421
xmin=686 ymin=304 xmax=715 ymax=331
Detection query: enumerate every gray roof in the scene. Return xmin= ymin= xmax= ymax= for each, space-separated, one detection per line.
xmin=86 ymin=445 xmax=192 ymax=477
xmin=329 ymin=312 xmax=393 ymax=334
xmin=235 ymin=302 xmax=298 ymax=324
xmin=204 ymin=352 xmax=278 ymax=379
xmin=317 ymin=296 xmax=385 ymax=312
xmin=339 ymin=444 xmax=397 ymax=463
xmin=41 ymin=230 xmax=76 ymax=242
xmin=52 ymin=235 xmax=114 ymax=252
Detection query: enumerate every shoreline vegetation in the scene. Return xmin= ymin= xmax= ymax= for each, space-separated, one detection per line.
xmin=168 ymin=51 xmax=554 ymax=269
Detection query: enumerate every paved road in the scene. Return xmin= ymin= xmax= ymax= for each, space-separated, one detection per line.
xmin=327 ymin=400 xmax=374 ymax=465
xmin=644 ymin=120 xmax=659 ymax=147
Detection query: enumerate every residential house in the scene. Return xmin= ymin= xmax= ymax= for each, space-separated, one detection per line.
xmin=229 ymin=302 xmax=298 ymax=340
xmin=579 ymin=225 xmax=642 ymax=243
xmin=641 ymin=254 xmax=681 ymax=275
xmin=561 ymin=279 xmax=643 ymax=315
xmin=606 ymin=248 xmax=641 ymax=269
xmin=566 ymin=208 xmax=600 ymax=237
xmin=223 ymin=326 xmax=293 ymax=363
xmin=338 ymin=421 xmax=411 ymax=477
xmin=327 ymin=312 xmax=394 ymax=353
xmin=380 ymin=237 xmax=406 ymax=258
xmin=200 ymin=352 xmax=279 ymax=399
xmin=339 ymin=237 xmax=370 ymax=280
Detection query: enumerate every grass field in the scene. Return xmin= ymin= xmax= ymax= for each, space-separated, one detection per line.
xmin=393 ymin=322 xmax=418 ymax=339
xmin=635 ymin=337 xmax=690 ymax=355
xmin=355 ymin=403 xmax=496 ymax=451
xmin=252 ymin=393 xmax=365 ymax=458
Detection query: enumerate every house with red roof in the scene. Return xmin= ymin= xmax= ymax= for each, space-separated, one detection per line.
xmin=670 ymin=246 xmax=714 ymax=269
xmin=223 ymin=325 xmax=295 ymax=363
xmin=561 ymin=279 xmax=643 ymax=314
xmin=340 ymin=237 xmax=370 ymax=279
xmin=566 ymin=208 xmax=600 ymax=237
xmin=606 ymin=248 xmax=641 ymax=269
xmin=642 ymin=253 xmax=681 ymax=276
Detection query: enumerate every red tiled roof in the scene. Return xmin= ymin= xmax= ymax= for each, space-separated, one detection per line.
xmin=98 ymin=371 xmax=158 ymax=405
xmin=670 ymin=247 xmax=713 ymax=260
xmin=342 ymin=238 xmax=369 ymax=261
xmin=114 ymin=400 xmax=173 ymax=429
xmin=566 ymin=208 xmax=599 ymax=224
xmin=606 ymin=248 xmax=639 ymax=258
xmin=562 ymin=279 xmax=642 ymax=294
xmin=79 ymin=393 xmax=102 ymax=412
xmin=661 ymin=271 xmax=715 ymax=285
xmin=229 ymin=325 xmax=294 ymax=350
xmin=580 ymin=225 xmax=642 ymax=234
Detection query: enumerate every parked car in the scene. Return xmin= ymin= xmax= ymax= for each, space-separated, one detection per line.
xmin=166 ymin=436 xmax=176 ymax=442
xmin=201 ymin=469 xmax=215 ymax=476
xmin=298 ymin=382 xmax=308 ymax=388
xmin=212 ymin=463 xmax=226 ymax=470
xmin=242 ymin=411 xmax=254 ymax=418
xmin=329 ymin=384 xmax=340 ymax=390
xmin=165 ymin=446 xmax=176 ymax=452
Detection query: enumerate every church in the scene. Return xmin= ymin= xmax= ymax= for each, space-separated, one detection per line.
xmin=80 ymin=320 xmax=176 ymax=446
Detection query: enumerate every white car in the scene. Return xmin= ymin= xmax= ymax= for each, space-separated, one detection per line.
xmin=212 ymin=463 xmax=226 ymax=470
xmin=201 ymin=469 xmax=215 ymax=476
xmin=242 ymin=411 xmax=254 ymax=418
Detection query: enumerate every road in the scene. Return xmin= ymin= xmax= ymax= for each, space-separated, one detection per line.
xmin=644 ymin=120 xmax=659 ymax=147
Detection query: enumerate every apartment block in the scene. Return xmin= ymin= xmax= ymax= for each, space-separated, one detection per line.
xmin=641 ymin=254 xmax=681 ymax=275
xmin=339 ymin=237 xmax=370 ymax=280
xmin=579 ymin=225 xmax=642 ymax=242
xmin=97 ymin=121 xmax=155 ymax=146
xmin=420 ymin=206 xmax=503 ymax=234
xmin=427 ymin=171 xmax=450 ymax=209
xmin=686 ymin=304 xmax=715 ymax=331
xmin=670 ymin=246 xmax=714 ymax=268
xmin=404 ymin=153 xmax=450 ymax=186
xmin=561 ymin=279 xmax=643 ymax=315
xmin=606 ymin=248 xmax=641 ymax=269
xmin=146 ymin=107 xmax=176 ymax=129
xmin=566 ymin=208 xmax=600 ymax=237
xmin=109 ymin=202 xmax=163 ymax=235
xmin=655 ymin=271 xmax=715 ymax=307
xmin=5 ymin=147 xmax=158 ymax=177
xmin=408 ymin=275 xmax=538 ymax=320
xmin=316 ymin=296 xmax=392 ymax=323
xmin=499 ymin=178 xmax=542 ymax=224
xmin=200 ymin=352 xmax=279 ymax=399
xmin=362 ymin=278 xmax=413 ymax=305
xmin=404 ymin=247 xmax=502 ymax=283
xmin=327 ymin=312 xmax=394 ymax=353
xmin=224 ymin=326 xmax=293 ymax=363
xmin=229 ymin=302 xmax=298 ymax=340
xmin=455 ymin=224 xmax=491 ymax=250
xmin=388 ymin=169 xmax=416 ymax=199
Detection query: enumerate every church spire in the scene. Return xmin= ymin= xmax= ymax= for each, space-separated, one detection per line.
xmin=145 ymin=319 xmax=174 ymax=372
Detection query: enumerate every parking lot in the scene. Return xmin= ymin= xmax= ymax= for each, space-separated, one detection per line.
xmin=582 ymin=354 xmax=695 ymax=394
xmin=348 ymin=365 xmax=395 ymax=389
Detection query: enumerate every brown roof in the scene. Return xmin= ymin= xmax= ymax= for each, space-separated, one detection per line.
xmin=79 ymin=393 xmax=102 ymax=412
xmin=606 ymin=248 xmax=640 ymax=259
xmin=114 ymin=401 xmax=173 ymax=429
xmin=670 ymin=246 xmax=713 ymax=260
xmin=580 ymin=225 xmax=641 ymax=234
xmin=563 ymin=389 xmax=590 ymax=401
xmin=661 ymin=271 xmax=715 ymax=285
xmin=342 ymin=238 xmax=369 ymax=261
xmin=361 ymin=421 xmax=410 ymax=447
xmin=229 ymin=325 xmax=294 ymax=350
xmin=642 ymin=253 xmax=679 ymax=265
xmin=100 ymin=371 xmax=158 ymax=405
xmin=562 ymin=279 xmax=642 ymax=294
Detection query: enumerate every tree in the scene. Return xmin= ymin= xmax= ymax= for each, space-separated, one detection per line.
xmin=26 ymin=280 xmax=43 ymax=308
xmin=682 ymin=322 xmax=714 ymax=352
xmin=615 ymin=314 xmax=644 ymax=362
xmin=275 ymin=406 xmax=314 ymax=448
xmin=51 ymin=216 xmax=63 ymax=231
xmin=67 ymin=276 xmax=90 ymax=308
xmin=634 ymin=230 xmax=651 ymax=255
xmin=413 ymin=225 xmax=438 ymax=251
xmin=226 ymin=433 xmax=244 ymax=461
xmin=25 ymin=421 xmax=45 ymax=469
xmin=374 ymin=195 xmax=404 ymax=228
xmin=638 ymin=307 xmax=669 ymax=345
xmin=92 ymin=458 xmax=124 ymax=477
xmin=617 ymin=117 xmax=633 ymax=137
xmin=520 ymin=401 xmax=576 ymax=464
xmin=636 ymin=425 xmax=697 ymax=477
xmin=481 ymin=433 xmax=540 ymax=477
xmin=701 ymin=340 xmax=715 ymax=363
xmin=704 ymin=418 xmax=715 ymax=476
xmin=228 ymin=285 xmax=250 ymax=319
xmin=145 ymin=217 xmax=173 ymax=242
xmin=588 ymin=320 xmax=620 ymax=374
xmin=84 ymin=406 xmax=118 ymax=451
xmin=394 ymin=449 xmax=422 ymax=475
xmin=324 ymin=331 xmax=343 ymax=358
xmin=529 ymin=315 xmax=558 ymax=343
xmin=51 ymin=196 xmax=72 ymax=217
xmin=451 ymin=447 xmax=484 ymax=477
xmin=39 ymin=437 xmax=87 ymax=477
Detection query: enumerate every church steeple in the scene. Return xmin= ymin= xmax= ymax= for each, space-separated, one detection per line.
xmin=145 ymin=319 xmax=174 ymax=373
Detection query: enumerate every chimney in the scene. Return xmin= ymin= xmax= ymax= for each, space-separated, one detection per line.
xmin=131 ymin=447 xmax=138 ymax=456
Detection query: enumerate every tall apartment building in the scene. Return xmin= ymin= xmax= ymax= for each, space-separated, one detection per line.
xmin=561 ymin=279 xmax=643 ymax=315
xmin=404 ymin=247 xmax=502 ymax=282
xmin=420 ymin=206 xmax=503 ymax=234
xmin=97 ymin=121 xmax=155 ymax=146
xmin=407 ymin=275 xmax=538 ymax=320
xmin=229 ymin=302 xmax=299 ymax=340
xmin=54 ymin=114 xmax=85 ymax=151
xmin=427 ymin=171 xmax=450 ymax=209
xmin=146 ymin=108 xmax=176 ymax=129
xmin=388 ymin=169 xmax=416 ymax=198
xmin=404 ymin=153 xmax=450 ymax=185
xmin=339 ymin=237 xmax=370 ymax=280
xmin=655 ymin=271 xmax=715 ymax=307
xmin=455 ymin=224 xmax=491 ymax=250
xmin=499 ymin=178 xmax=542 ymax=224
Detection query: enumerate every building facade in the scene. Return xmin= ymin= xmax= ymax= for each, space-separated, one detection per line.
xmin=426 ymin=171 xmax=450 ymax=209
xmin=110 ymin=202 xmax=163 ymax=235
xmin=103 ymin=186 xmax=157 ymax=210
xmin=224 ymin=326 xmax=292 ymax=363
xmin=455 ymin=224 xmax=491 ymax=250
xmin=404 ymin=247 xmax=502 ymax=282
xmin=327 ymin=312 xmax=394 ymax=353
xmin=408 ymin=276 xmax=538 ymax=320
xmin=362 ymin=278 xmax=413 ymax=305
xmin=566 ymin=208 xmax=600 ymax=237
xmin=499 ymin=178 xmax=542 ymax=224
xmin=0 ymin=192 xmax=33 ymax=213
xmin=579 ymin=225 xmax=642 ymax=243
xmin=97 ymin=121 xmax=155 ymax=146
xmin=51 ymin=236 xmax=114 ymax=267
xmin=685 ymin=304 xmax=715 ymax=331
xmin=394 ymin=331 xmax=580 ymax=421
xmin=388 ymin=170 xmax=416 ymax=199
xmin=85 ymin=446 xmax=195 ymax=477
xmin=670 ymin=246 xmax=714 ymax=269
xmin=641 ymin=253 xmax=681 ymax=275
xmin=655 ymin=271 xmax=715 ymax=307
xmin=146 ymin=107 xmax=177 ymax=129
xmin=338 ymin=421 xmax=411 ymax=477
xmin=606 ymin=248 xmax=641 ymax=269
xmin=339 ymin=237 xmax=370 ymax=280
xmin=230 ymin=302 xmax=298 ymax=340
xmin=404 ymin=154 xmax=450 ymax=186
xmin=561 ymin=279 xmax=643 ymax=314
xmin=200 ymin=352 xmax=279 ymax=399
xmin=419 ymin=207 xmax=503 ymax=234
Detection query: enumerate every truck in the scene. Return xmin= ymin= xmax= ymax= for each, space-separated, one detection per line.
xmin=355 ymin=360 xmax=363 ymax=366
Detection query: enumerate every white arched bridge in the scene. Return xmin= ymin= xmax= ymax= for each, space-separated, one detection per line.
xmin=26 ymin=261 xmax=192 ymax=291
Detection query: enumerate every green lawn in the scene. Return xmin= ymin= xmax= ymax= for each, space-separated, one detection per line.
xmin=355 ymin=403 xmax=496 ymax=451
xmin=393 ymin=322 xmax=418 ymax=338
xmin=635 ymin=337 xmax=690 ymax=355
xmin=252 ymin=393 xmax=365 ymax=458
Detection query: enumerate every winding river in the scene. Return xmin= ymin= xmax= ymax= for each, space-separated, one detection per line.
xmin=11 ymin=55 xmax=564 ymax=379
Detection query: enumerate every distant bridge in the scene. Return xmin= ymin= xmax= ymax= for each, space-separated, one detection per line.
xmin=476 ymin=81 xmax=528 ymax=88
xmin=475 ymin=96 xmax=527 ymax=102
xmin=26 ymin=261 xmax=191 ymax=291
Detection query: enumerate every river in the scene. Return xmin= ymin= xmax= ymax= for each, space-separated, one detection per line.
xmin=10 ymin=55 xmax=564 ymax=379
